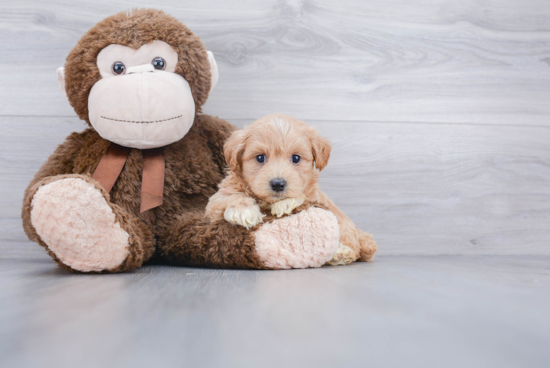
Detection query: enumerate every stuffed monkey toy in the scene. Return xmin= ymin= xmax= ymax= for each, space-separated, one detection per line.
xmin=21 ymin=9 xmax=353 ymax=273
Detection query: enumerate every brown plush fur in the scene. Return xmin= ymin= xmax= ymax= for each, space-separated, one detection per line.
xmin=161 ymin=211 xmax=270 ymax=269
xmin=205 ymin=114 xmax=378 ymax=262
xmin=162 ymin=199 xmax=326 ymax=269
xmin=21 ymin=9 xmax=267 ymax=272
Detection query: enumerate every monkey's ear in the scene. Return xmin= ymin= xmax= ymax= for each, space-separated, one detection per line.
xmin=56 ymin=67 xmax=68 ymax=99
xmin=224 ymin=130 xmax=247 ymax=172
xmin=310 ymin=128 xmax=331 ymax=171
xmin=207 ymin=51 xmax=219 ymax=93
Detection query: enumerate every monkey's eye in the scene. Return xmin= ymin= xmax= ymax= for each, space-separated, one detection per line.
xmin=256 ymin=154 xmax=266 ymax=164
xmin=152 ymin=57 xmax=166 ymax=70
xmin=111 ymin=61 xmax=126 ymax=75
xmin=292 ymin=155 xmax=301 ymax=164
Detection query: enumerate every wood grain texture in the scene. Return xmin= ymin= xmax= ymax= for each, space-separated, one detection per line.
xmin=2 ymin=116 xmax=550 ymax=255
xmin=0 ymin=0 xmax=549 ymax=124
xmin=1 ymin=256 xmax=549 ymax=368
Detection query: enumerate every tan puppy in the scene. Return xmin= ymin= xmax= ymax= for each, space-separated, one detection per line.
xmin=206 ymin=113 xmax=377 ymax=265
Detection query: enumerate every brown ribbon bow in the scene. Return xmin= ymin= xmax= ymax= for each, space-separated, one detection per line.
xmin=92 ymin=143 xmax=165 ymax=213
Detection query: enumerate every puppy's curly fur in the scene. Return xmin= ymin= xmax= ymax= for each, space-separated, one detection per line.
xmin=206 ymin=114 xmax=378 ymax=263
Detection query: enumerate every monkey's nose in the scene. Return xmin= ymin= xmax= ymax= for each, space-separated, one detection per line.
xmin=127 ymin=64 xmax=155 ymax=74
xmin=270 ymin=178 xmax=286 ymax=192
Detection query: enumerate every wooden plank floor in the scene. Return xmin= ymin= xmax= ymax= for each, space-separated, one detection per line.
xmin=1 ymin=256 xmax=549 ymax=368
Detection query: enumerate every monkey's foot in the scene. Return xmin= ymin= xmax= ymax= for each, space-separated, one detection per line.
xmin=30 ymin=178 xmax=131 ymax=272
xmin=254 ymin=207 xmax=339 ymax=269
xmin=326 ymin=243 xmax=355 ymax=266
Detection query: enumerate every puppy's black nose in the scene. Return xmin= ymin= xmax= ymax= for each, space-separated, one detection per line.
xmin=270 ymin=178 xmax=286 ymax=192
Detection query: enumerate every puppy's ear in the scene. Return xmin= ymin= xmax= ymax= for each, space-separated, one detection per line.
xmin=224 ymin=130 xmax=247 ymax=172
xmin=310 ymin=128 xmax=331 ymax=171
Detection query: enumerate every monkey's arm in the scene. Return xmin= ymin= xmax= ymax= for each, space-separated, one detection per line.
xmin=160 ymin=205 xmax=340 ymax=270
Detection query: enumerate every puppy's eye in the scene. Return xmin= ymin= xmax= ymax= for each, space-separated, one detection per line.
xmin=256 ymin=154 xmax=266 ymax=164
xmin=112 ymin=61 xmax=126 ymax=75
xmin=292 ymin=155 xmax=301 ymax=164
xmin=152 ymin=57 xmax=166 ymax=70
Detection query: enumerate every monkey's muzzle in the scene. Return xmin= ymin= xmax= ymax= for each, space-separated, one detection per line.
xmin=88 ymin=67 xmax=195 ymax=149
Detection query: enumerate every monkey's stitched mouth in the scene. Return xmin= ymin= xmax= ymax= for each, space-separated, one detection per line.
xmin=100 ymin=115 xmax=182 ymax=124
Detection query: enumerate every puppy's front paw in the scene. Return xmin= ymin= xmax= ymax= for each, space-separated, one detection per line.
xmin=224 ymin=205 xmax=265 ymax=229
xmin=271 ymin=197 xmax=305 ymax=217
xmin=326 ymin=243 xmax=355 ymax=266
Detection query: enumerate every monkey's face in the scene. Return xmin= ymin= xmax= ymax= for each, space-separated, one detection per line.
xmin=86 ymin=40 xmax=199 ymax=149
xmin=57 ymin=9 xmax=219 ymax=149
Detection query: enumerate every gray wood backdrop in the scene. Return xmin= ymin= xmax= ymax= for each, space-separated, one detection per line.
xmin=1 ymin=0 xmax=549 ymax=258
